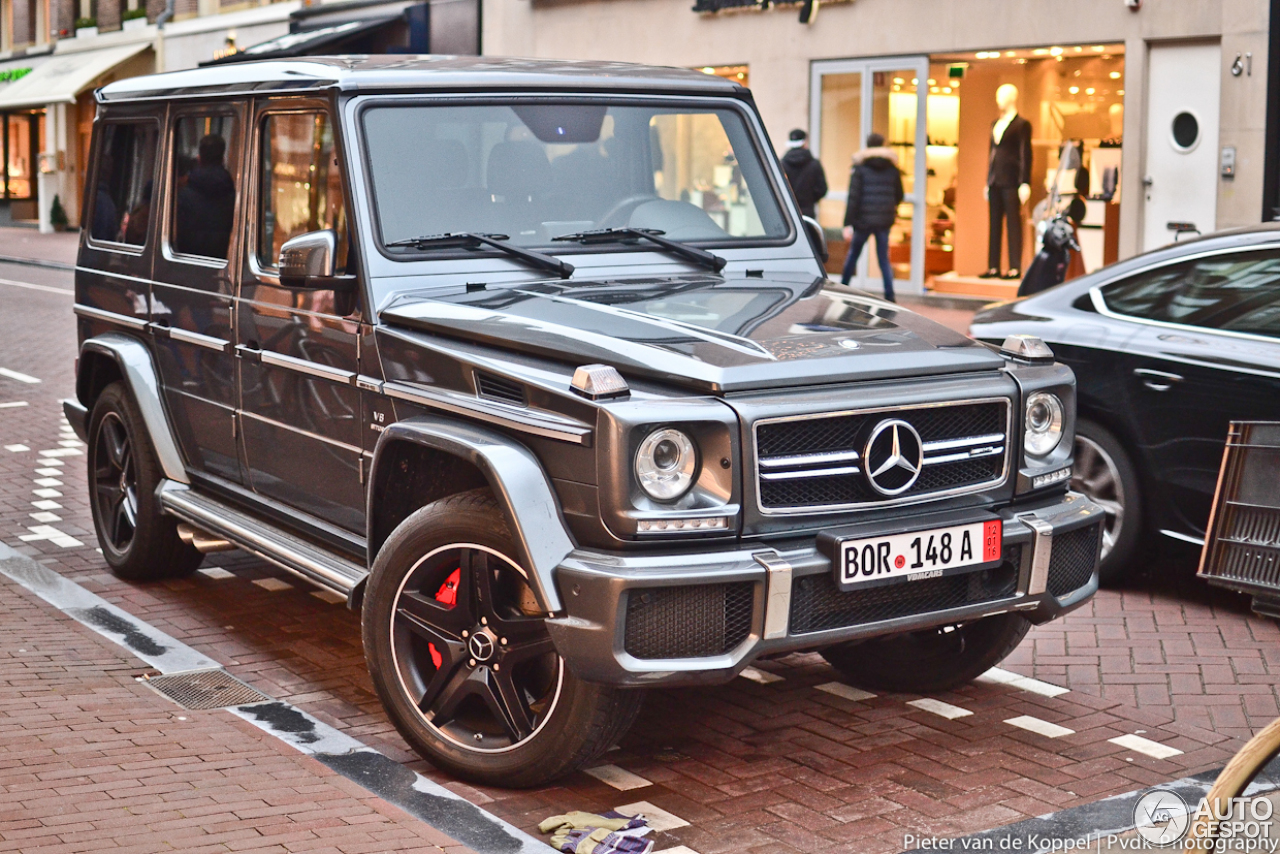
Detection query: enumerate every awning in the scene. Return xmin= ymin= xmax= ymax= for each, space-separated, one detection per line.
xmin=203 ymin=17 xmax=395 ymax=64
xmin=0 ymin=42 xmax=148 ymax=111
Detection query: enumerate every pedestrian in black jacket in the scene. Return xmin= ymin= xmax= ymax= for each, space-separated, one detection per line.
xmin=780 ymin=129 xmax=828 ymax=219
xmin=840 ymin=132 xmax=904 ymax=301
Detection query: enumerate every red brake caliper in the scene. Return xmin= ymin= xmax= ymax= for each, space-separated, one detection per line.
xmin=427 ymin=568 xmax=461 ymax=670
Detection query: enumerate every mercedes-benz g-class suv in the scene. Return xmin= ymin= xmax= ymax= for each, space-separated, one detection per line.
xmin=67 ymin=56 xmax=1102 ymax=787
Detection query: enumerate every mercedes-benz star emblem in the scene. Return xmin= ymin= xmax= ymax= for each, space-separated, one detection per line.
xmin=468 ymin=632 xmax=495 ymax=662
xmin=864 ymin=419 xmax=924 ymax=496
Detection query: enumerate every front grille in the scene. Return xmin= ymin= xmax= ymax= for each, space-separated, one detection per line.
xmin=1047 ymin=523 xmax=1101 ymax=597
xmin=756 ymin=400 xmax=1009 ymax=512
xmin=623 ymin=583 xmax=754 ymax=659
xmin=789 ymin=546 xmax=1021 ymax=634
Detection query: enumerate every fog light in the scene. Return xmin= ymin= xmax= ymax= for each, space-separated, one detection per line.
xmin=637 ymin=516 xmax=729 ymax=533
xmin=1032 ymin=467 xmax=1072 ymax=490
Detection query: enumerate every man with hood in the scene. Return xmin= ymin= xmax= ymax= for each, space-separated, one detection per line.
xmin=780 ymin=129 xmax=827 ymax=220
xmin=175 ymin=133 xmax=236 ymax=260
xmin=840 ymin=132 xmax=904 ymax=302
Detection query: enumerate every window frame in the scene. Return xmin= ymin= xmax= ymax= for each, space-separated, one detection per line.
xmin=162 ymin=104 xmax=243 ymax=269
xmin=84 ymin=116 xmax=162 ymax=255
xmin=1090 ymin=243 xmax=1280 ymax=345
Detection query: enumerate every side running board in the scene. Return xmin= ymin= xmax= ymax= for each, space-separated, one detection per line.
xmin=158 ymin=481 xmax=367 ymax=603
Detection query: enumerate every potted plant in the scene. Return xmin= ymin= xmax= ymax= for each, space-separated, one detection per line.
xmin=49 ymin=196 xmax=69 ymax=232
xmin=122 ymin=8 xmax=148 ymax=30
xmin=75 ymin=16 xmax=97 ymax=36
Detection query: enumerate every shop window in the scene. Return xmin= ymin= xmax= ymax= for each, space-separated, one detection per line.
xmin=257 ymin=111 xmax=347 ymax=271
xmin=89 ymin=122 xmax=160 ymax=246
xmin=4 ymin=114 xmax=36 ymax=200
xmin=1100 ymin=250 xmax=1280 ymax=337
xmin=170 ymin=113 xmax=239 ymax=261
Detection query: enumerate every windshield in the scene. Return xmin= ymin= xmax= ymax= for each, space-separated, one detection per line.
xmin=361 ymin=102 xmax=790 ymax=254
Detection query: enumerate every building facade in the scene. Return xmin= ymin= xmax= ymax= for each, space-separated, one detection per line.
xmin=484 ymin=0 xmax=1273 ymax=297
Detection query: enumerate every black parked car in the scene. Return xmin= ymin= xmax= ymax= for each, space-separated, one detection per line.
xmin=972 ymin=225 xmax=1280 ymax=584
xmin=66 ymin=56 xmax=1101 ymax=787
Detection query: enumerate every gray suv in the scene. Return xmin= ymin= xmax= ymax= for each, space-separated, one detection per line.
xmin=66 ymin=56 xmax=1102 ymax=786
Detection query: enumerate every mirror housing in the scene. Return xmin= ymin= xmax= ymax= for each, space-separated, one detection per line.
xmin=278 ymin=229 xmax=354 ymax=291
xmin=801 ymin=215 xmax=828 ymax=263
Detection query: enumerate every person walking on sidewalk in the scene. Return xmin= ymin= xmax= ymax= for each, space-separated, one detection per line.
xmin=780 ymin=129 xmax=828 ymax=219
xmin=840 ymin=132 xmax=904 ymax=302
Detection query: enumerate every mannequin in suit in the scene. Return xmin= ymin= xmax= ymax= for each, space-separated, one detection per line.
xmin=982 ymin=84 xmax=1032 ymax=279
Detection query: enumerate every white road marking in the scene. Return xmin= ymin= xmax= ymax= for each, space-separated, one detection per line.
xmin=57 ymin=439 xmax=82 ymax=448
xmin=31 ymin=500 xmax=62 ymax=510
xmin=38 ymin=447 xmax=81 ymax=457
xmin=0 ymin=367 xmax=40 ymax=384
xmin=37 ymin=458 xmax=63 ymax=466
xmin=740 ymin=666 xmax=783 ymax=684
xmin=0 ymin=276 xmax=74 ymax=296
xmin=584 ymin=764 xmax=652 ymax=791
xmin=252 ymin=578 xmax=293 ymax=592
xmin=35 ymin=468 xmax=62 ymax=476
xmin=815 ymin=681 xmax=876 ymax=702
xmin=33 ymin=488 xmax=63 ymax=498
xmin=908 ymin=698 xmax=974 ymax=720
xmin=0 ymin=402 xmax=29 ymax=409
xmin=29 ymin=512 xmax=61 ymax=523
xmin=311 ymin=590 xmax=345 ymax=604
xmin=979 ymin=667 xmax=1070 ymax=697
xmin=1006 ymin=715 xmax=1075 ymax=738
xmin=197 ymin=567 xmax=234 ymax=580
xmin=33 ymin=478 xmax=63 ymax=488
xmin=4 ymin=444 xmax=30 ymax=452
xmin=616 ymin=801 xmax=689 ymax=832
xmin=1109 ymin=734 xmax=1183 ymax=759
xmin=17 ymin=525 xmax=83 ymax=548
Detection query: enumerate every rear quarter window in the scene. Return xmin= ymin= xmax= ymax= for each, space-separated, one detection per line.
xmin=89 ymin=121 xmax=160 ymax=247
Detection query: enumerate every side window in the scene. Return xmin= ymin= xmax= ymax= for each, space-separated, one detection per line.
xmin=258 ymin=111 xmax=347 ymax=272
xmin=1100 ymin=250 xmax=1280 ymax=337
xmin=170 ymin=113 xmax=239 ymax=261
xmin=89 ymin=121 xmax=159 ymax=246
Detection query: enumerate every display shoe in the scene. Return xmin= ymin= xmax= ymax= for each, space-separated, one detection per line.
xmin=978 ymin=268 xmax=1001 ymax=279
xmin=1003 ymin=268 xmax=1021 ymax=279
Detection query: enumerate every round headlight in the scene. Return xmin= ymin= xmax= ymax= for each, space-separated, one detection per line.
xmin=635 ymin=428 xmax=697 ymax=501
xmin=1024 ymin=392 xmax=1065 ymax=456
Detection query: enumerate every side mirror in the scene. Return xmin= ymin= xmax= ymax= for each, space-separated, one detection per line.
xmin=801 ymin=215 xmax=828 ymax=263
xmin=278 ymin=229 xmax=353 ymax=290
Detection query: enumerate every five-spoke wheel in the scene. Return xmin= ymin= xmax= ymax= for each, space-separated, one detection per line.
xmin=1071 ymin=419 xmax=1141 ymax=584
xmin=92 ymin=411 xmax=139 ymax=553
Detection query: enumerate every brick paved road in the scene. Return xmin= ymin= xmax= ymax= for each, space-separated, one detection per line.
xmin=1 ymin=253 xmax=1275 ymax=854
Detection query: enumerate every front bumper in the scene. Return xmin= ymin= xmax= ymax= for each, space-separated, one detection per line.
xmin=546 ymin=491 xmax=1103 ymax=687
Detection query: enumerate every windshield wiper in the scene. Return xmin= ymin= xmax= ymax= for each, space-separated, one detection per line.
xmin=385 ymin=232 xmax=574 ymax=280
xmin=552 ymin=227 xmax=727 ymax=273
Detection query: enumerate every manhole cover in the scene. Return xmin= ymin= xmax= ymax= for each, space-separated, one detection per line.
xmin=144 ymin=668 xmax=271 ymax=710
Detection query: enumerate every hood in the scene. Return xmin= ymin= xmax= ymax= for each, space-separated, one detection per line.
xmin=379 ymin=274 xmax=1005 ymax=394
xmin=185 ymin=164 xmax=235 ymax=198
xmin=853 ymin=146 xmax=898 ymax=168
xmin=781 ymin=147 xmax=815 ymax=168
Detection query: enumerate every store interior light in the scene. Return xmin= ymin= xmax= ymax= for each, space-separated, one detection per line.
xmin=1049 ymin=46 xmax=1063 ymax=56
xmin=1092 ymin=45 xmax=1105 ymax=51
xmin=927 ymin=78 xmax=936 ymax=85
xmin=893 ymin=85 xmax=901 ymax=91
xmin=942 ymin=87 xmax=952 ymax=94
xmin=1068 ymin=86 xmax=1079 ymax=94
xmin=1015 ymin=58 xmax=1028 ymax=65
xmin=1005 ymin=51 xmax=1016 ymax=57
xmin=894 ymin=77 xmax=904 ymax=84
xmin=1033 ymin=48 xmax=1048 ymax=56
xmin=1118 ymin=89 xmax=1124 ymax=96
xmin=911 ymin=77 xmax=919 ymax=85
xmin=1074 ymin=46 xmax=1083 ymax=52
xmin=930 ymin=86 xmax=940 ymax=93
xmin=1085 ymin=87 xmax=1095 ymax=95
xmin=1109 ymin=71 xmax=1122 ymax=79
xmin=701 ymin=67 xmax=715 ymax=73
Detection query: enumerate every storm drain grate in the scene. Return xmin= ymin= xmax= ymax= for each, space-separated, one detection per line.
xmin=143 ymin=668 xmax=271 ymax=710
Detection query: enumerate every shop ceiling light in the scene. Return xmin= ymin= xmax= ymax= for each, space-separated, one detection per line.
xmin=1092 ymin=45 xmax=1105 ymax=51
xmin=1069 ymin=86 xmax=1079 ymax=94
xmin=1086 ymin=88 xmax=1095 ymax=95
xmin=1005 ymin=51 xmax=1016 ymax=57
xmin=1050 ymin=46 xmax=1063 ymax=56
xmin=1033 ymin=49 xmax=1048 ymax=56
xmin=1110 ymin=71 xmax=1121 ymax=79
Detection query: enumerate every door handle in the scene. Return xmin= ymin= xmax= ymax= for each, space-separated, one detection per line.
xmin=1134 ymin=367 xmax=1183 ymax=391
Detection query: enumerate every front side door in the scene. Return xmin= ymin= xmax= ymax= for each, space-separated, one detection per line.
xmin=1099 ymin=247 xmax=1280 ymax=536
xmin=152 ymin=103 xmax=247 ymax=484
xmin=810 ymin=56 xmax=928 ymax=293
xmin=1142 ymin=41 xmax=1221 ymax=252
xmin=237 ymin=100 xmax=366 ymax=533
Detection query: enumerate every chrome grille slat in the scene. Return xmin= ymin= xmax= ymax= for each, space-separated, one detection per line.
xmin=753 ymin=398 xmax=1011 ymax=514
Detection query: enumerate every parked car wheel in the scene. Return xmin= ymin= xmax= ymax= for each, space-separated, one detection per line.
xmin=362 ymin=489 xmax=643 ymax=787
xmin=1072 ymin=420 xmax=1142 ymax=585
xmin=820 ymin=613 xmax=1031 ymax=693
xmin=88 ymin=382 xmax=203 ymax=580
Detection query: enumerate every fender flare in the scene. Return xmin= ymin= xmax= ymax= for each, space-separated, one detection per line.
xmin=369 ymin=418 xmax=573 ymax=613
xmin=78 ymin=333 xmax=190 ymax=485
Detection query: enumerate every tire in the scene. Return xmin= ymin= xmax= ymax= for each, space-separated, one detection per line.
xmin=362 ymin=489 xmax=643 ymax=787
xmin=87 ymin=382 xmax=203 ymax=581
xmin=820 ymin=613 xmax=1032 ymax=693
xmin=1071 ymin=419 xmax=1142 ymax=586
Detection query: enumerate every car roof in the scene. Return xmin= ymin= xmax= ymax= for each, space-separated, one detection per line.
xmin=97 ymin=55 xmax=746 ymax=103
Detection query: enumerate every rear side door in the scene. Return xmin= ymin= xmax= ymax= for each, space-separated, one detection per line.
xmin=151 ymin=103 xmax=247 ymax=484
xmin=235 ymin=98 xmax=366 ymax=534
xmin=1097 ymin=248 xmax=1280 ymax=535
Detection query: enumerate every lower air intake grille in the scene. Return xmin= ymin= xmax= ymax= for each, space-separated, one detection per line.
xmin=624 ymin=583 xmax=754 ymax=659
xmin=789 ymin=547 xmax=1021 ymax=634
xmin=1047 ymin=523 xmax=1101 ymax=597
xmin=143 ymin=668 xmax=271 ymax=710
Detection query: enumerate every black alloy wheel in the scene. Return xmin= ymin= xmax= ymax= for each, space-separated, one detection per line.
xmin=390 ymin=543 xmax=562 ymax=751
xmin=1071 ymin=420 xmax=1142 ymax=585
xmin=92 ymin=411 xmax=139 ymax=553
